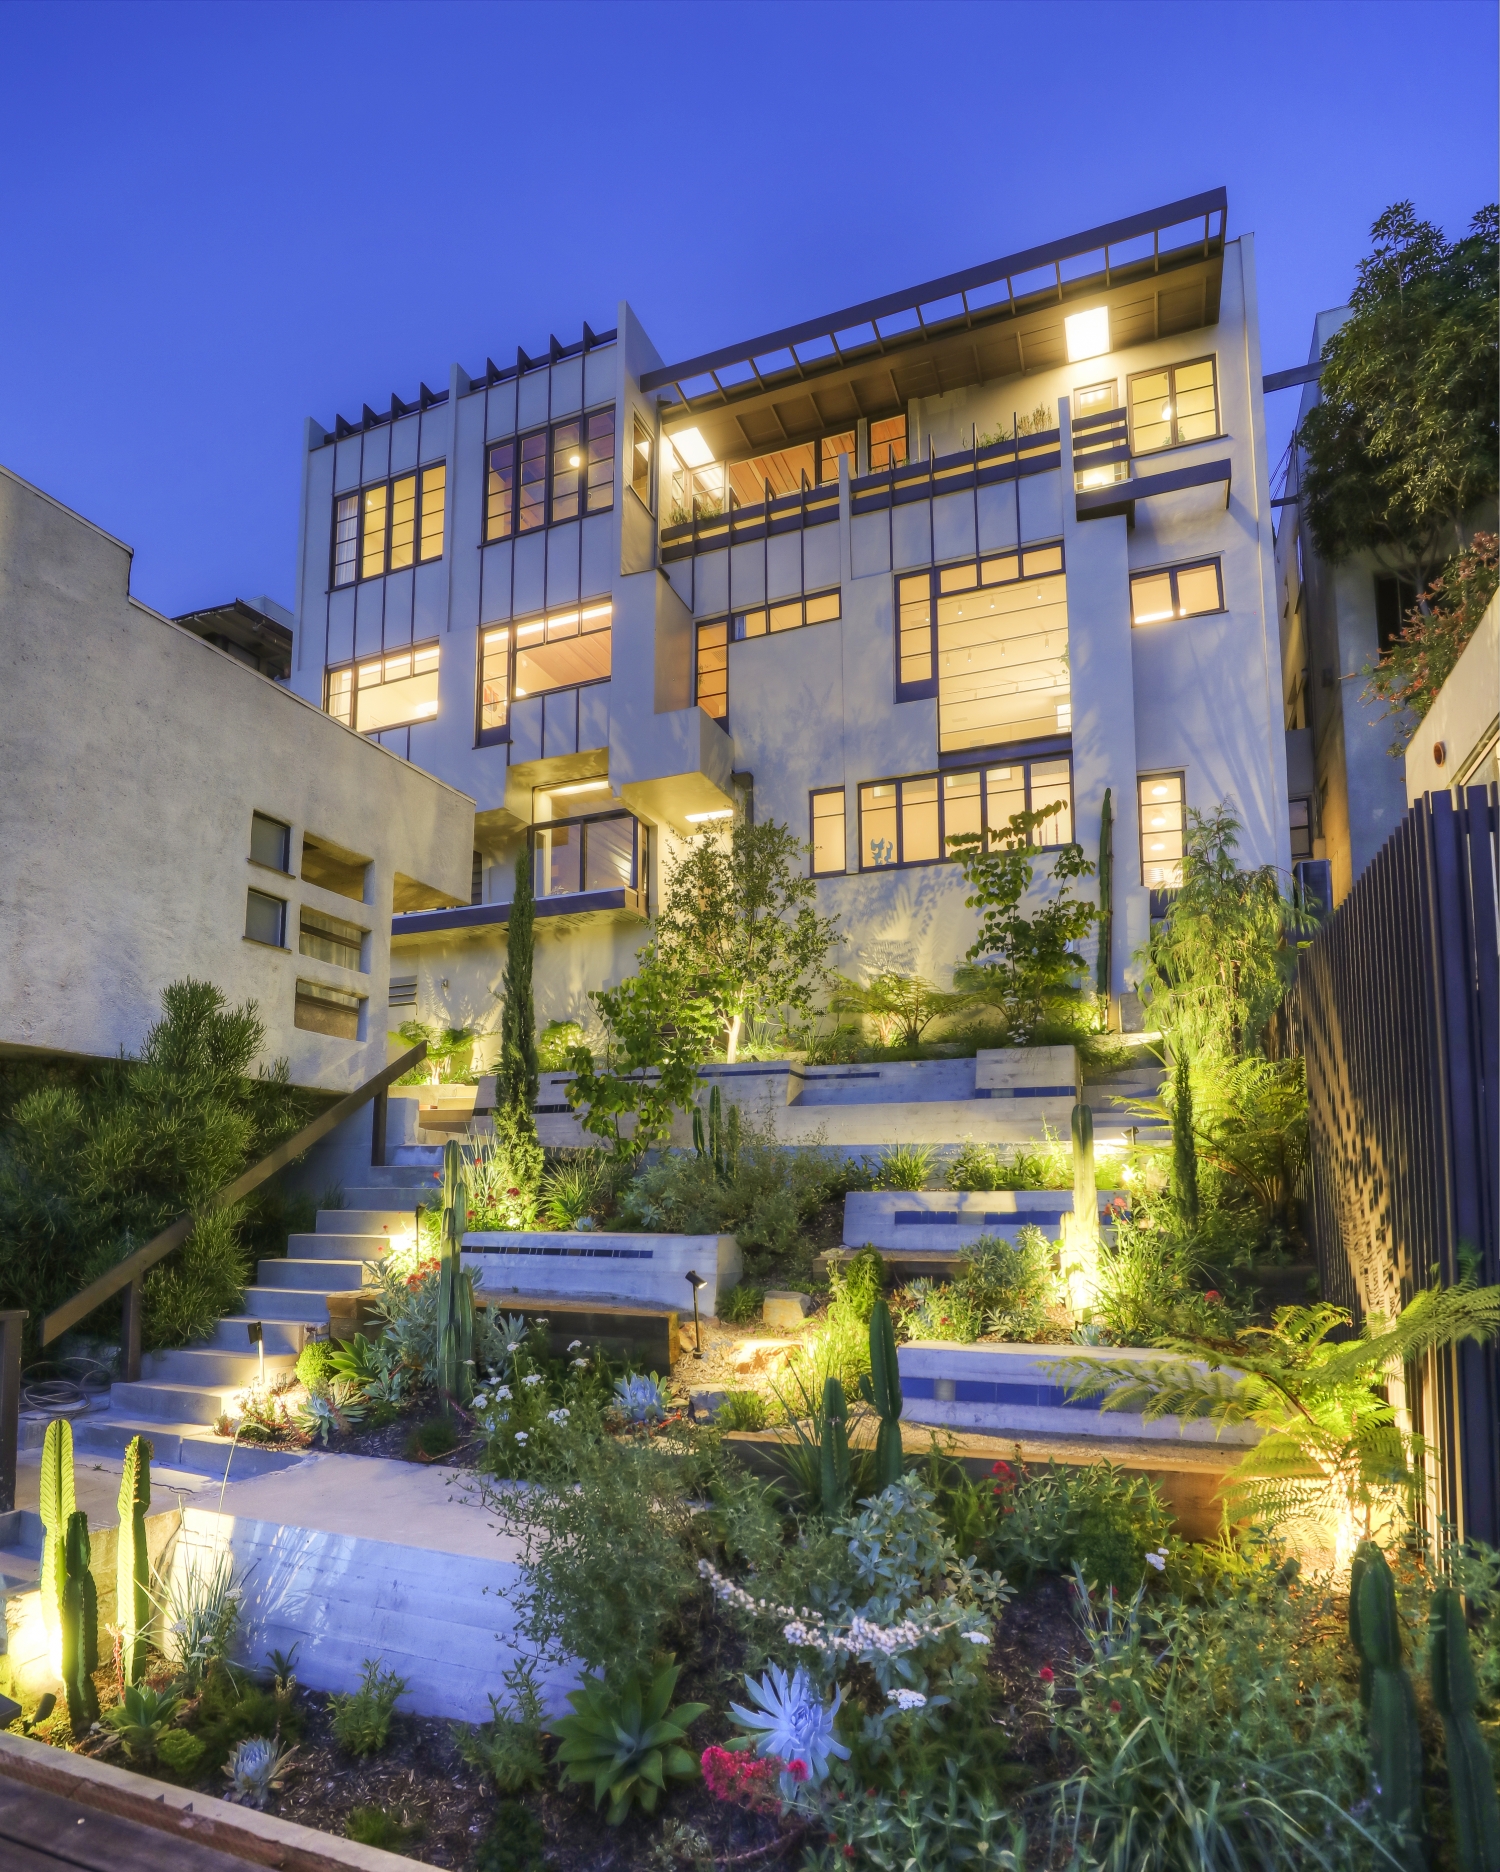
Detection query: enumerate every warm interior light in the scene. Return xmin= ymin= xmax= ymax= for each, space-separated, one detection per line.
xmin=550 ymin=779 xmax=611 ymax=797
xmin=1065 ymin=306 xmax=1110 ymax=362
xmin=412 ymin=700 xmax=439 ymax=718
xmin=568 ymin=454 xmax=581 ymax=466
xmin=669 ymin=427 xmax=714 ymax=468
xmin=686 ymin=808 xmax=734 ymax=823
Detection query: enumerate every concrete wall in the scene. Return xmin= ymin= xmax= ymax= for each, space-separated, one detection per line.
xmin=1404 ymin=590 xmax=1499 ymax=801
xmin=0 ymin=465 xmax=474 ymax=1091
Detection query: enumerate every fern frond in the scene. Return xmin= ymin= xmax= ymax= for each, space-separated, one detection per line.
xmin=1061 ymin=1357 xmax=1264 ymax=1428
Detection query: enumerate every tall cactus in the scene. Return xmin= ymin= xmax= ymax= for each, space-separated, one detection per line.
xmin=116 ymin=1436 xmax=153 ymax=1686
xmin=437 ymin=1176 xmax=474 ymax=1411
xmin=1350 ymin=1542 xmax=1425 ymax=1865
xmin=819 ymin=1377 xmax=850 ymax=1517
xmin=61 ymin=1510 xmax=99 ymax=1735
xmin=1095 ymin=785 xmax=1113 ymax=1002
xmin=1429 ymin=1586 xmax=1500 ymax=1872
xmin=693 ymin=1086 xmax=741 ymax=1182
xmin=38 ymin=1417 xmax=76 ymax=1675
xmin=859 ymin=1299 xmax=904 ymax=1491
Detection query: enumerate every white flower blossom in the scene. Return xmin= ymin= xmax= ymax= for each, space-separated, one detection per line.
xmin=514 ymin=1430 xmax=528 ymax=1444
xmin=522 ymin=1373 xmax=544 ymax=1387
xmin=887 ymin=1688 xmax=927 ymax=1710
xmin=1145 ymin=1548 xmax=1168 ymax=1572
xmin=571 ymin=1358 xmax=588 ymax=1368
xmin=568 ymin=1340 xmax=583 ymax=1351
xmin=472 ymin=1392 xmax=490 ymax=1408
xmin=546 ymin=1407 xmax=569 ymax=1425
xmin=962 ymin=1631 xmax=989 ymax=1646
xmin=495 ymin=1386 xmax=512 ymax=1400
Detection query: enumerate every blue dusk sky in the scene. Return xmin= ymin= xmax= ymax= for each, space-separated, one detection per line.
xmin=1 ymin=0 xmax=1495 ymax=619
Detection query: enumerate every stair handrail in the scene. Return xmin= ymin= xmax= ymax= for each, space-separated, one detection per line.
xmin=40 ymin=1040 xmax=428 ymax=1356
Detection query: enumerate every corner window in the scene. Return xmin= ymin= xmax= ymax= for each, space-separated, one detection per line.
xmin=325 ymin=641 xmax=439 ymax=734
xmin=530 ymin=811 xmax=640 ymax=899
xmin=1127 ymin=357 xmax=1218 ymax=455
xmin=295 ymin=979 xmax=362 ymax=1040
xmin=245 ymin=888 xmax=286 ymax=947
xmin=1138 ymin=772 xmax=1185 ymax=887
xmin=478 ymin=626 xmax=510 ymax=745
xmin=859 ymin=757 xmax=1073 ymax=870
xmin=631 ymin=414 xmax=653 ymax=507
xmin=1289 ymin=798 xmax=1313 ymax=861
xmin=513 ymin=600 xmax=612 ymax=701
xmin=332 ymin=467 xmax=447 ymax=586
xmin=249 ymin=812 xmax=291 ymax=873
xmin=810 ymin=788 xmax=847 ymax=875
xmin=696 ymin=620 xmax=728 ymax=721
xmin=1130 ymin=558 xmax=1224 ymax=625
xmin=868 ymin=414 xmax=907 ymax=472
xmin=299 ymin=906 xmax=365 ymax=972
xmin=731 ymin=588 xmax=840 ymax=640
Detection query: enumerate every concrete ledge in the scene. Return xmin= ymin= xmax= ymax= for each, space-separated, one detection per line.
xmin=463 ymin=1229 xmax=740 ymax=1313
xmin=0 ymin=1728 xmax=419 ymax=1869
xmin=844 ymin=1188 xmax=1124 ymax=1251
xmin=898 ymin=1341 xmax=1259 ymax=1446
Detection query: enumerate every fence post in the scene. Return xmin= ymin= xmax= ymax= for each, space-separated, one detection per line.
xmin=0 ymin=1310 xmax=26 ymax=1517
xmin=120 ymin=1279 xmax=143 ymax=1384
xmin=371 ymin=1090 xmax=388 ymax=1169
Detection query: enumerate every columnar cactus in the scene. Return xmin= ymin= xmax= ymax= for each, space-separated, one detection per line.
xmin=438 ymin=1177 xmax=473 ymax=1411
xmin=1428 ymin=1586 xmax=1500 ymax=1872
xmin=819 ymin=1377 xmax=850 ymax=1517
xmin=1350 ymin=1542 xmax=1425 ymax=1863
xmin=61 ymin=1510 xmax=100 ymax=1736
xmin=38 ymin=1417 xmax=76 ymax=1673
xmin=116 ymin=1435 xmax=153 ymax=1685
xmin=859 ymin=1298 xmax=904 ymax=1491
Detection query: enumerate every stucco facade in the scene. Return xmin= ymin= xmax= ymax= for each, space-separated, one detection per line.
xmin=0 ymin=465 xmax=474 ymax=1090
xmin=286 ymin=191 xmax=1293 ymax=1056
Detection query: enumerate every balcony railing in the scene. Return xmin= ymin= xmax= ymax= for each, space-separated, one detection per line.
xmin=850 ymin=428 xmax=1061 ymax=515
xmin=1071 ymin=405 xmax=1132 ymax=491
xmin=660 ymin=478 xmax=839 ymax=563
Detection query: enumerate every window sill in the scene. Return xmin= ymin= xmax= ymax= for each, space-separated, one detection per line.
xmin=247 ymin=857 xmax=293 ymax=878
xmin=242 ymin=936 xmax=290 ymax=952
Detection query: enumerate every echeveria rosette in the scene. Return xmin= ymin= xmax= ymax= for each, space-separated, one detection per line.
xmin=613 ymin=1372 xmax=670 ymax=1425
xmin=728 ymin=1664 xmax=850 ymax=1799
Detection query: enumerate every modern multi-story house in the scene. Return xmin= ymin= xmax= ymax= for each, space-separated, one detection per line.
xmin=287 ymin=187 xmax=1294 ymax=1055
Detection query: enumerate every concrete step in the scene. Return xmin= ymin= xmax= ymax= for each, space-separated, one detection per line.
xmin=65 ymin=1411 xmax=307 ymax=1476
xmin=143 ymin=1346 xmax=296 ymax=1387
xmin=337 ymin=1187 xmax=435 ymax=1214
xmin=287 ymin=1231 xmax=395 ymax=1260
xmin=242 ymin=1286 xmax=334 ymax=1324
xmin=109 ymin=1379 xmax=240 ymax=1427
xmin=315 ymin=1208 xmax=418 ymax=1236
xmin=206 ymin=1314 xmax=308 ymax=1355
xmin=257 ymin=1258 xmax=372 ymax=1293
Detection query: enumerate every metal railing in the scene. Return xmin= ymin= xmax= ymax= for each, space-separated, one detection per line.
xmin=38 ymin=1039 xmax=428 ymax=1385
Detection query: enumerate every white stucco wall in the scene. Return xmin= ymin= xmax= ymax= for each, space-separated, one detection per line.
xmin=0 ymin=465 xmax=475 ymax=1090
xmin=1404 ymin=590 xmax=1500 ymax=801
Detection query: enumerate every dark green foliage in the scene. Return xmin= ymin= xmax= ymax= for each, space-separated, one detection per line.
xmin=295 ymin=1338 xmax=338 ymax=1394
xmin=833 ymin=1244 xmax=885 ymax=1323
xmin=0 ymin=980 xmax=308 ymax=1353
xmin=819 ymin=1376 xmax=851 ymax=1515
xmin=717 ymin=1283 xmax=764 ymax=1325
xmin=859 ymin=1298 xmax=905 ymax=1490
xmin=500 ymin=852 xmax=540 ymax=1123
xmin=345 ymin=1804 xmax=422 ymax=1850
xmin=553 ymin=1660 xmax=706 ymax=1824
xmin=329 ymin=1658 xmax=407 ymax=1756
xmin=155 ymin=1727 xmax=206 ymax=1778
xmin=102 ymin=1683 xmax=179 ymax=1761
xmin=1350 ymin=1543 xmax=1425 ymax=1860
xmin=1170 ymin=1052 xmax=1200 ymax=1225
xmin=189 ymin=1669 xmax=305 ymax=1774
xmin=473 ymin=1800 xmax=547 ymax=1872
xmin=979 ymin=1458 xmax=1171 ymax=1585
xmin=435 ymin=1144 xmax=473 ymax=1412
xmin=713 ymin=1390 xmax=767 ymax=1431
xmin=692 ymin=1083 xmax=740 ymax=1181
xmin=405 ymin=1414 xmax=459 ymax=1459
xmin=60 ymin=1511 xmax=99 ymax=1737
xmin=1428 ymin=1586 xmax=1500 ymax=1872
xmin=116 ymin=1435 xmax=152 ymax=1686
xmin=1096 ymin=786 xmax=1113 ymax=1000
xmin=456 ymin=1659 xmax=548 ymax=1795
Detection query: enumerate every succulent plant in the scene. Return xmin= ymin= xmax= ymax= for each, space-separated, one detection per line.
xmin=116 ymin=1435 xmax=153 ymax=1686
xmin=1429 ymin=1585 xmax=1500 ymax=1872
xmin=554 ymin=1660 xmax=706 ymax=1824
xmin=614 ymin=1372 xmax=670 ymax=1425
xmin=1349 ymin=1541 xmax=1424 ymax=1865
xmin=224 ymin=1734 xmax=297 ymax=1808
xmin=103 ymin=1682 xmax=180 ymax=1761
xmin=728 ymin=1663 xmax=849 ymax=1797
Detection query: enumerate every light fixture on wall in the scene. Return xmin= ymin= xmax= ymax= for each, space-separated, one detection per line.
xmin=550 ymin=778 xmax=611 ymax=798
xmin=1064 ymin=306 xmax=1111 ymax=362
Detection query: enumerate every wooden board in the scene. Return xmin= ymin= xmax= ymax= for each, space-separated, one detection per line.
xmin=0 ymin=1773 xmax=251 ymax=1872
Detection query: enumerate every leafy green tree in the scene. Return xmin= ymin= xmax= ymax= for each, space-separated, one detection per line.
xmin=565 ymin=951 xmax=721 ymax=1158
xmin=1138 ymin=805 xmax=1308 ymax=1063
xmin=1362 ymin=531 xmax=1498 ymax=752
xmin=1299 ymin=201 xmax=1498 ymax=586
xmin=947 ymin=803 xmax=1097 ymax=1041
xmin=653 ymin=818 xmax=840 ymax=1062
xmin=827 ymin=972 xmax=975 ymax=1049
xmin=0 ymin=980 xmax=307 ymax=1351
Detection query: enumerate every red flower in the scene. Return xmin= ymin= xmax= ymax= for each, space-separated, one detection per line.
xmin=787 ymin=1758 xmax=809 ymax=1782
xmin=1039 ymin=1665 xmax=1055 ymax=1683
xmin=1109 ymin=1699 xmax=1121 ymax=1712
xmin=507 ymin=1187 xmax=520 ymax=1198
xmin=844 ymin=1850 xmax=857 ymax=1861
xmin=1205 ymin=1289 xmax=1222 ymax=1304
xmin=991 ymin=1460 xmax=1014 ymax=1478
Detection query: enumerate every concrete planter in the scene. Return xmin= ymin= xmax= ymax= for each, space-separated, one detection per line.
xmin=844 ymin=1188 xmax=1124 ymax=1253
xmin=898 ymin=1341 xmax=1259 ymax=1446
xmin=462 ymin=1230 xmax=741 ymax=1315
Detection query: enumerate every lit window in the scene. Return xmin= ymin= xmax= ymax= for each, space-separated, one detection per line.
xmin=810 ymin=788 xmax=846 ymax=875
xmin=732 ymin=589 xmax=840 ymax=639
xmin=299 ymin=906 xmax=365 ymax=972
xmin=869 ymin=414 xmax=907 ymax=472
xmin=1130 ymin=559 xmax=1224 ymax=625
xmin=551 ymin=420 xmax=584 ymax=524
xmin=696 ymin=621 xmax=728 ymax=721
xmin=245 ymin=888 xmax=286 ymax=948
xmin=333 ymin=467 xmax=447 ymax=583
xmin=586 ymin=410 xmax=615 ymax=514
xmin=858 ymin=757 xmax=1073 ymax=870
xmin=631 ymin=414 xmax=652 ymax=507
xmin=486 ymin=442 xmax=515 ymax=539
xmin=531 ymin=812 xmax=639 ymax=899
xmin=518 ymin=431 xmax=547 ymax=532
xmin=250 ymin=812 xmax=291 ymax=873
xmin=820 ymin=432 xmax=856 ymax=482
xmin=295 ymin=979 xmax=362 ymax=1040
xmin=897 ymin=574 xmax=934 ymax=695
xmin=1138 ymin=773 xmax=1185 ymax=887
xmin=1128 ymin=357 xmax=1219 ymax=455
xmin=478 ymin=627 xmax=510 ymax=745
xmin=325 ymin=641 xmax=440 ymax=734
xmin=1073 ymin=380 xmax=1118 ymax=418
xmin=1289 ymin=798 xmax=1313 ymax=861
xmin=512 ymin=601 xmax=612 ymax=700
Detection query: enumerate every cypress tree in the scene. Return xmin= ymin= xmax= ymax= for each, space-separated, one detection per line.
xmin=1170 ymin=1051 xmax=1199 ymax=1226
xmin=497 ymin=850 xmax=543 ymax=1203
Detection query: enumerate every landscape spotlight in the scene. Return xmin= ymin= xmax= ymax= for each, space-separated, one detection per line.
xmin=685 ymin=1269 xmax=706 ymax=1359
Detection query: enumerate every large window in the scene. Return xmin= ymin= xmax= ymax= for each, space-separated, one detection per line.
xmin=1129 ymin=558 xmax=1224 ymax=625
xmin=299 ymin=906 xmax=365 ymax=972
xmin=485 ymin=410 xmax=615 ymax=541
xmin=895 ymin=546 xmax=1070 ymax=753
xmin=332 ymin=465 xmax=446 ymax=586
xmin=810 ymin=788 xmax=847 ymax=875
xmin=478 ymin=625 xmax=510 ymax=745
xmin=696 ymin=621 xmax=728 ymax=720
xmin=249 ymin=812 xmax=291 ymax=873
xmin=1128 ymin=357 xmax=1218 ymax=455
xmin=859 ymin=756 xmax=1073 ymax=870
xmin=869 ymin=414 xmax=907 ymax=472
xmin=531 ymin=811 xmax=640 ymax=899
xmin=731 ymin=588 xmax=840 ymax=640
xmin=1374 ymin=573 xmax=1418 ymax=654
xmin=513 ymin=601 xmax=612 ymax=700
xmin=326 ymin=641 xmax=439 ymax=734
xmin=667 ymin=422 xmax=870 ymax=520
xmin=1138 ymin=772 xmax=1185 ymax=887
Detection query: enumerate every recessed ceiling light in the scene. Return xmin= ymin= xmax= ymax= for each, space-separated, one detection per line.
xmin=668 ymin=427 xmax=714 ymax=468
xmin=1064 ymin=306 xmax=1110 ymax=362
xmin=686 ymin=808 xmax=734 ymax=823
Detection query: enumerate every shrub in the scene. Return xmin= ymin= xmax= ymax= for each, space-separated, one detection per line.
xmin=829 ymin=1244 xmax=884 ymax=1322
xmin=102 ymin=1684 xmax=180 ymax=1762
xmin=717 ymin=1283 xmax=764 ymax=1325
xmin=899 ymin=1278 xmax=984 ymax=1343
xmin=537 ymin=1019 xmax=584 ymax=1073
xmin=715 ymin=1390 xmax=768 ymax=1432
xmin=964 ymin=1227 xmax=1058 ymax=1340
xmin=190 ymin=1672 xmax=304 ymax=1775
xmin=973 ymin=1457 xmax=1173 ymax=1586
xmin=329 ymin=1658 xmax=407 ymax=1756
xmin=294 ymin=1339 xmax=338 ymax=1394
xmin=874 ymin=1142 xmax=935 ymax=1191
xmin=346 ymin=1804 xmax=422 ymax=1850
xmin=538 ymin=1154 xmax=604 ymax=1229
xmin=405 ymin=1414 xmax=458 ymax=1460
xmin=456 ymin=1657 xmax=547 ymax=1794
xmin=473 ymin=1800 xmax=547 ymax=1872
xmin=155 ymin=1727 xmax=206 ymax=1777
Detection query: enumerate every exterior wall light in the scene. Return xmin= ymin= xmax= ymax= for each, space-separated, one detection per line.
xmin=1064 ymin=306 xmax=1110 ymax=363
xmin=686 ymin=808 xmax=734 ymax=823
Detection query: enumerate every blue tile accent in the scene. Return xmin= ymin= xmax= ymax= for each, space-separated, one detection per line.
xmin=902 ymin=1374 xmax=1103 ymax=1410
xmin=892 ymin=1210 xmax=1067 ymax=1227
xmin=475 ymin=1246 xmax=655 ymax=1261
xmin=988 ymin=1085 xmax=1076 ymax=1098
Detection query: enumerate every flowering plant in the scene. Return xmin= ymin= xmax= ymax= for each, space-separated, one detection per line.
xmin=701 ymin=1744 xmax=784 ymax=1812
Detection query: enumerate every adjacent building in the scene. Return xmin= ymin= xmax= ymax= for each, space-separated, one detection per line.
xmin=285 ymin=186 xmax=1294 ymax=1054
xmin=0 ymin=464 xmax=474 ymax=1092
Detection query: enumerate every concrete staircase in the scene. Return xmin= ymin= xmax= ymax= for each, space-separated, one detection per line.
xmin=1083 ymin=1062 xmax=1169 ymax=1140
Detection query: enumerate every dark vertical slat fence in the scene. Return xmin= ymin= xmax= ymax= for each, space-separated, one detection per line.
xmin=1280 ymin=785 xmax=1498 ymax=1547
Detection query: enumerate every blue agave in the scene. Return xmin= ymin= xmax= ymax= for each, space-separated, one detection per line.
xmin=614 ymin=1372 xmax=670 ymax=1425
xmin=728 ymin=1664 xmax=849 ymax=1796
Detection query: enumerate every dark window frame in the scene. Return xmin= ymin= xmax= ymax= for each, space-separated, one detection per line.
xmin=330 ymin=462 xmax=447 ymax=587
xmin=509 ymin=598 xmax=613 ymax=707
xmin=483 ymin=404 xmax=617 ymax=543
xmin=893 ymin=543 xmax=1066 ymax=705
xmin=695 ymin=618 xmax=728 ymax=722
xmin=1374 ymin=573 xmax=1419 ymax=655
xmin=245 ymin=887 xmax=288 ymax=949
xmin=729 ymin=587 xmax=841 ymax=643
xmin=1137 ymin=769 xmax=1186 ymax=888
xmin=1289 ymin=796 xmax=1313 ymax=861
xmin=810 ymin=786 xmax=848 ymax=876
xmin=631 ymin=412 xmax=654 ymax=511
xmin=476 ymin=623 xmax=512 ymax=747
xmin=1128 ymin=556 xmax=1225 ymax=625
xmin=1126 ymin=354 xmax=1221 ymax=456
xmin=324 ymin=639 xmax=441 ymax=735
xmin=528 ymin=807 xmax=642 ymax=899
xmin=249 ymin=811 xmax=292 ymax=874
xmin=298 ymin=904 xmax=366 ymax=972
xmin=294 ymin=978 xmax=364 ymax=1041
xmin=857 ymin=753 xmax=1075 ymax=873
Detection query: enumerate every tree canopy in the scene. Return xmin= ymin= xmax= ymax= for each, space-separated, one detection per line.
xmin=1361 ymin=531 xmax=1498 ymax=752
xmin=1299 ymin=201 xmax=1498 ymax=584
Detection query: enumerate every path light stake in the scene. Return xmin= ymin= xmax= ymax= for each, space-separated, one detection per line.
xmin=685 ymin=1271 xmax=705 ymax=1359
